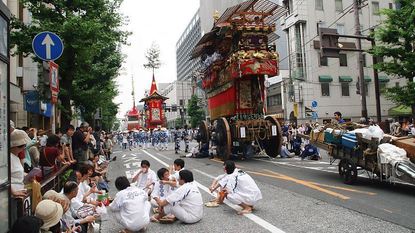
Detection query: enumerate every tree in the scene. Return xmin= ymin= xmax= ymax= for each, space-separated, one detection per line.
xmin=187 ymin=95 xmax=205 ymax=128
xmin=369 ymin=0 xmax=415 ymax=119
xmin=143 ymin=42 xmax=161 ymax=75
xmin=10 ymin=0 xmax=129 ymax=127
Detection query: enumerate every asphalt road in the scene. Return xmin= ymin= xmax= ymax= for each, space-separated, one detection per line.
xmin=100 ymin=142 xmax=415 ymax=233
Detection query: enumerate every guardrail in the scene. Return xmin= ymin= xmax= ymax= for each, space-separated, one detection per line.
xmin=15 ymin=164 xmax=71 ymax=218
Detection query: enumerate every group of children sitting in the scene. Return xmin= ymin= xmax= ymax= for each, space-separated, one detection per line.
xmin=110 ymin=159 xmax=262 ymax=233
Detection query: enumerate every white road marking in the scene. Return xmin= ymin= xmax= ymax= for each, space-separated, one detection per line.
xmin=141 ymin=149 xmax=286 ymax=233
xmin=125 ymin=170 xmax=137 ymax=179
xmin=255 ymin=159 xmax=372 ymax=178
xmin=156 ymin=152 xmax=172 ymax=161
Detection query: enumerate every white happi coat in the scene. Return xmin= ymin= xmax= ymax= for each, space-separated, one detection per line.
xmin=220 ymin=169 xmax=262 ymax=206
xmin=135 ymin=168 xmax=157 ymax=190
xmin=151 ymin=180 xmax=172 ymax=200
xmin=165 ymin=182 xmax=203 ymax=223
xmin=109 ymin=186 xmax=150 ymax=231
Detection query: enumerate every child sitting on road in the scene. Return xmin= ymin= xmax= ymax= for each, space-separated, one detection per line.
xmin=150 ymin=168 xmax=174 ymax=222
xmin=110 ymin=176 xmax=150 ymax=233
xmin=168 ymin=159 xmax=185 ymax=190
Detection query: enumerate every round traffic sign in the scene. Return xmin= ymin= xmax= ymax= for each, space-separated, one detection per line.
xmin=32 ymin=31 xmax=64 ymax=61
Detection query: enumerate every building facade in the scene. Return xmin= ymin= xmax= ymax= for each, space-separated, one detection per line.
xmin=281 ymin=0 xmax=405 ymax=122
xmin=160 ymin=80 xmax=193 ymax=127
xmin=176 ymin=10 xmax=202 ymax=82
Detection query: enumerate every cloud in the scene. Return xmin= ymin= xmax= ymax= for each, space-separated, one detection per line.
xmin=115 ymin=0 xmax=199 ymax=117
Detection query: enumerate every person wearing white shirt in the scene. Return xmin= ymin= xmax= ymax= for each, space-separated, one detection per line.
xmin=156 ymin=170 xmax=203 ymax=224
xmin=150 ymin=168 xmax=174 ymax=222
xmin=168 ymin=159 xmax=185 ymax=191
xmin=60 ymin=181 xmax=95 ymax=232
xmin=132 ymin=160 xmax=157 ymax=194
xmin=220 ymin=161 xmax=262 ymax=215
xmin=110 ymin=176 xmax=150 ymax=232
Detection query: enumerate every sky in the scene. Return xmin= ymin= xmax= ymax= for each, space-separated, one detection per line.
xmin=115 ymin=0 xmax=200 ymax=118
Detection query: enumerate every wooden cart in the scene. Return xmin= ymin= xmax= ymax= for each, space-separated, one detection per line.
xmin=192 ymin=0 xmax=287 ymax=160
xmin=300 ymin=133 xmax=415 ymax=185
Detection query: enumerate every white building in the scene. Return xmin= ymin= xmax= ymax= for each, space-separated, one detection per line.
xmin=281 ymin=0 xmax=405 ymax=122
xmin=159 ymin=80 xmax=193 ymax=127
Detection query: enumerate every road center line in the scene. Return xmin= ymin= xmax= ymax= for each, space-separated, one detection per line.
xmin=140 ymin=149 xmax=286 ymax=233
xmin=156 ymin=152 xmax=172 ymax=161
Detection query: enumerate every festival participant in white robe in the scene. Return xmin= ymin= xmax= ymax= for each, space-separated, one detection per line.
xmin=150 ymin=167 xmax=174 ymax=222
xmin=168 ymin=158 xmax=185 ymax=190
xmin=156 ymin=170 xmax=203 ymax=224
xmin=110 ymin=176 xmax=151 ymax=233
xmin=221 ymin=160 xmax=262 ymax=215
xmin=132 ymin=160 xmax=157 ymax=194
xmin=208 ymin=164 xmax=238 ymax=204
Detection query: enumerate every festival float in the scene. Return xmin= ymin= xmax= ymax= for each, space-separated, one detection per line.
xmin=126 ymin=76 xmax=141 ymax=130
xmin=140 ymin=75 xmax=168 ymax=130
xmin=191 ymin=0 xmax=287 ymax=160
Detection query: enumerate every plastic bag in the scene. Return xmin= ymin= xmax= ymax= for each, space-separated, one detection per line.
xmin=365 ymin=125 xmax=384 ymax=141
xmin=96 ymin=205 xmax=107 ymax=215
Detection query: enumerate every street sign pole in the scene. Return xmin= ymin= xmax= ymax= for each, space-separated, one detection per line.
xmin=51 ymin=104 xmax=55 ymax=134
xmin=49 ymin=61 xmax=59 ymax=134
xmin=32 ymin=32 xmax=63 ymax=133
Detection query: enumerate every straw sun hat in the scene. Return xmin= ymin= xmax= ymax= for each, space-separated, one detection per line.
xmin=35 ymin=199 xmax=63 ymax=230
xmin=10 ymin=129 xmax=31 ymax=148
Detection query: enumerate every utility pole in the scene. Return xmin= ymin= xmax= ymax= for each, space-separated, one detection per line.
xmin=371 ymin=28 xmax=382 ymax=124
xmin=354 ymin=0 xmax=368 ymax=119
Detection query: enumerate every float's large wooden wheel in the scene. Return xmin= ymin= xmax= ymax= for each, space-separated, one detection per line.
xmin=198 ymin=120 xmax=210 ymax=143
xmin=215 ymin=117 xmax=231 ymax=160
xmin=262 ymin=116 xmax=282 ymax=157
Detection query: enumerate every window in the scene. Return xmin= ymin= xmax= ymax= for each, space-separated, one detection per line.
xmin=315 ymin=0 xmax=324 ymax=10
xmin=341 ymin=82 xmax=350 ymax=96
xmin=319 ymin=53 xmax=328 ymax=66
xmin=321 ymin=83 xmax=330 ymax=96
xmin=316 ymin=21 xmax=326 ymax=35
xmin=380 ymin=83 xmax=387 ymax=93
xmin=336 ymin=23 xmax=345 ymax=35
xmin=335 ymin=0 xmax=343 ymax=12
xmin=395 ymin=82 xmax=400 ymax=88
xmin=372 ymin=1 xmax=380 ymax=15
xmin=339 ymin=54 xmax=348 ymax=66
xmin=362 ymin=54 xmax=367 ymax=67
xmin=389 ymin=3 xmax=393 ymax=9
xmin=267 ymin=95 xmax=282 ymax=106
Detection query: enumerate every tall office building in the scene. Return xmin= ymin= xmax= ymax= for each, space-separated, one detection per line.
xmin=281 ymin=0 xmax=405 ymax=121
xmin=176 ymin=10 xmax=202 ymax=82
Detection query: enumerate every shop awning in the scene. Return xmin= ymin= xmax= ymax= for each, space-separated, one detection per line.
xmin=379 ymin=76 xmax=390 ymax=83
xmin=319 ymin=75 xmax=333 ymax=82
xmin=364 ymin=76 xmax=371 ymax=82
xmin=388 ymin=105 xmax=412 ymax=116
xmin=339 ymin=76 xmax=352 ymax=82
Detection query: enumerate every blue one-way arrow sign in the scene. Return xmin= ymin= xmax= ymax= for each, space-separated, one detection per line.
xmin=32 ymin=32 xmax=64 ymax=61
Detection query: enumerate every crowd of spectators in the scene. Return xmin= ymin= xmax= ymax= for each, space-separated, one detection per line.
xmin=9 ymin=121 xmax=114 ymax=233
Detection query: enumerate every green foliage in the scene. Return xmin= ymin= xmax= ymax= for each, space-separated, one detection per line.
xmin=384 ymin=82 xmax=415 ymax=107
xmin=143 ymin=42 xmax=161 ymax=74
xmin=187 ymin=95 xmax=205 ymax=128
xmin=10 ymin=0 xmax=129 ymax=128
xmin=369 ymin=0 xmax=415 ymax=118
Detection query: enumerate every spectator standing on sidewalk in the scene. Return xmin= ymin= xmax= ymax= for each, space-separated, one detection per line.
xmin=10 ymin=129 xmax=31 ymax=224
xmin=72 ymin=122 xmax=92 ymax=163
xmin=61 ymin=125 xmax=76 ymax=164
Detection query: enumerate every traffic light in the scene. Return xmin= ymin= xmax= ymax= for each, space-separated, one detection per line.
xmin=171 ymin=104 xmax=177 ymax=112
xmin=319 ymin=28 xmax=340 ymax=58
